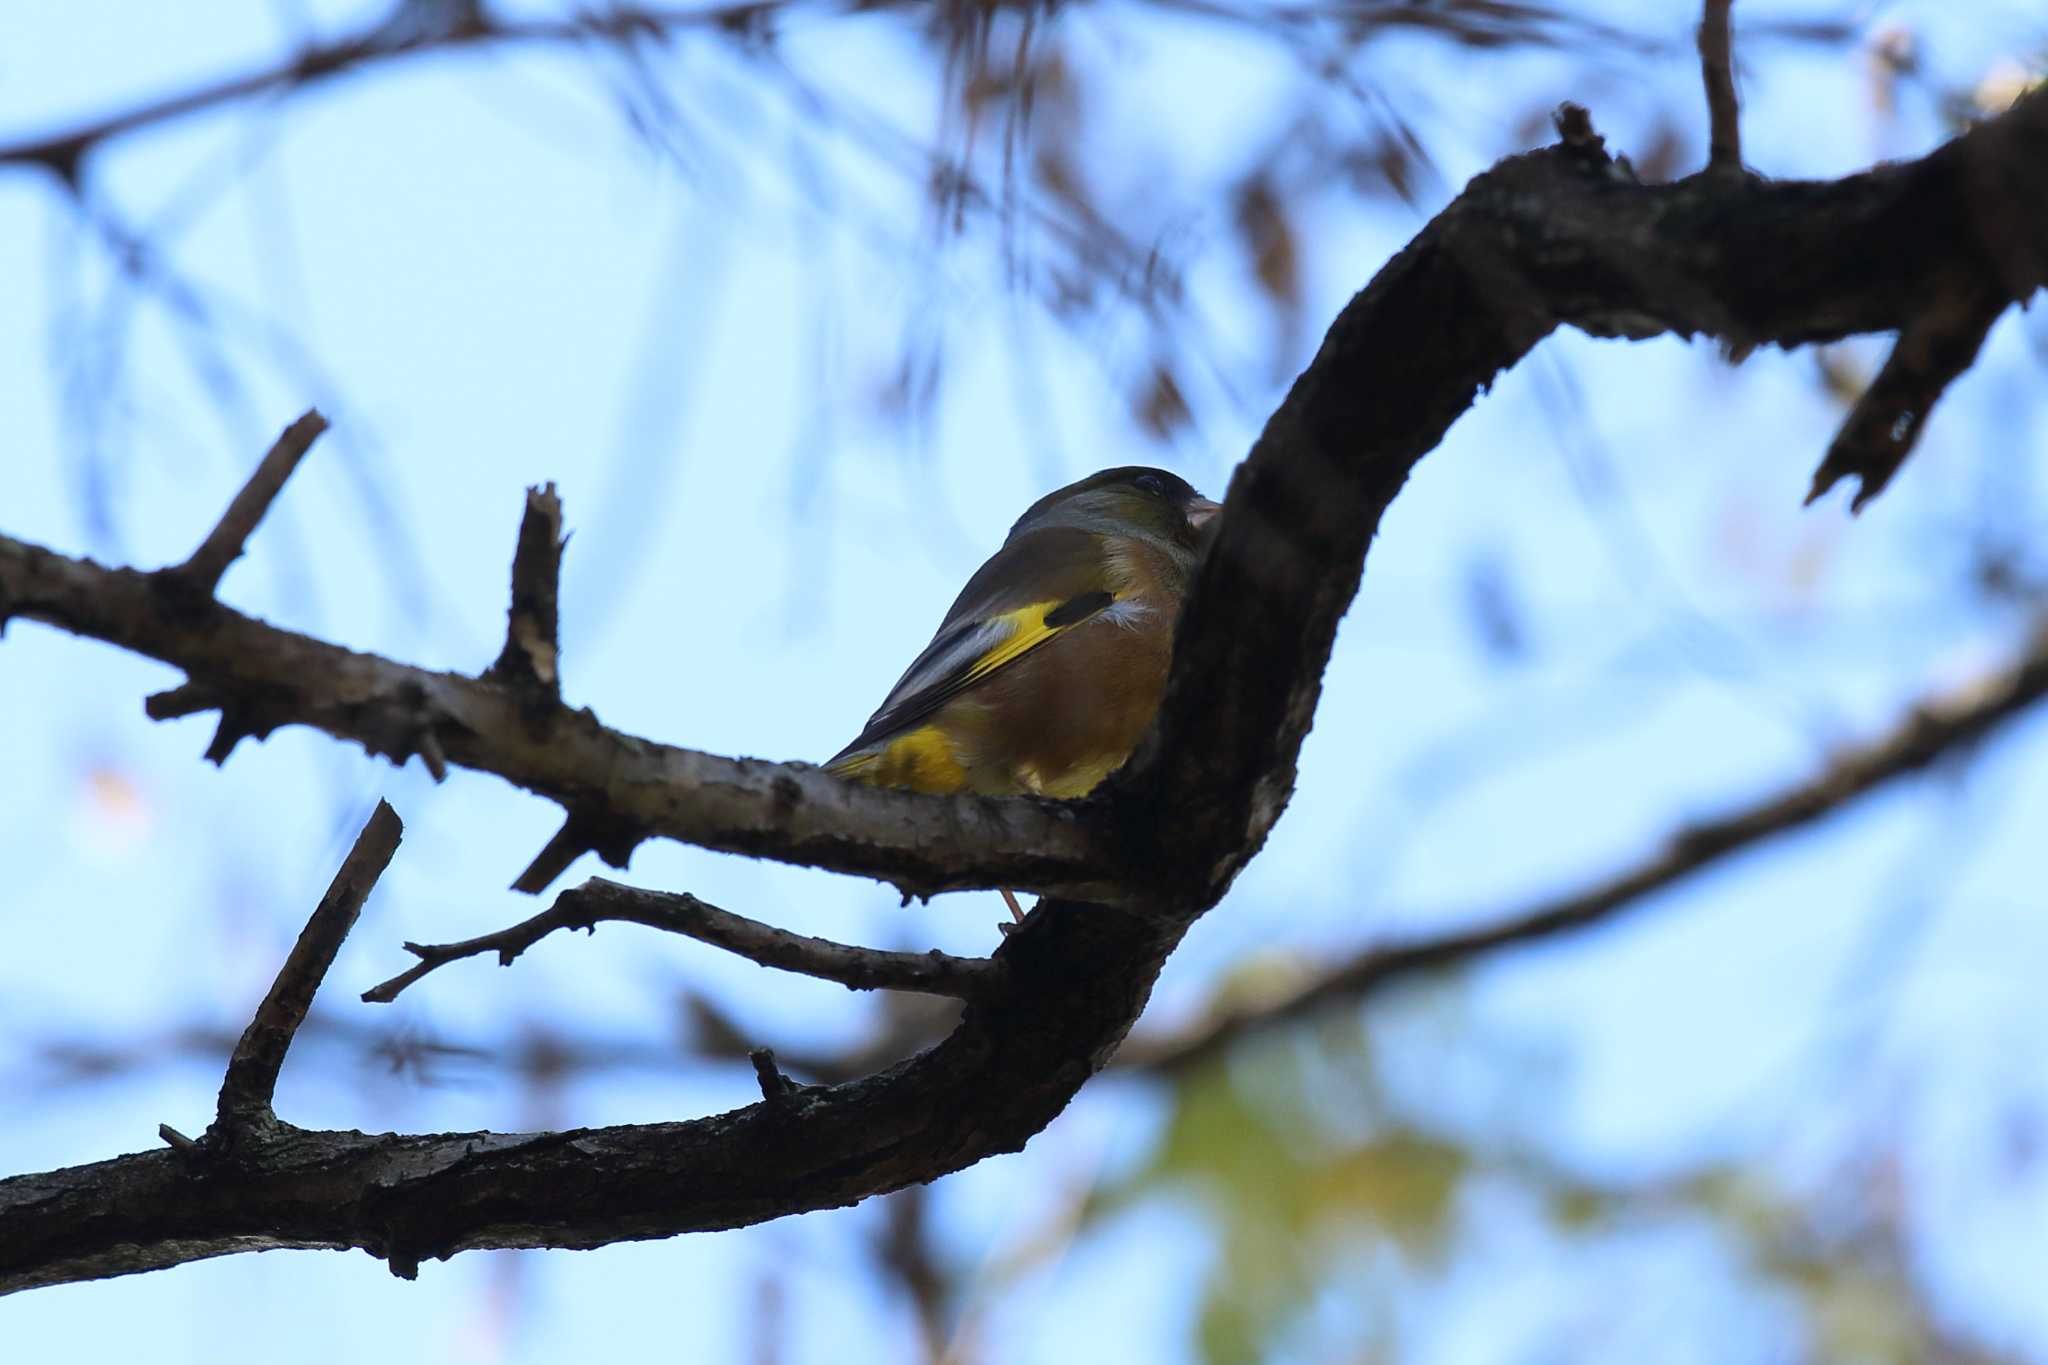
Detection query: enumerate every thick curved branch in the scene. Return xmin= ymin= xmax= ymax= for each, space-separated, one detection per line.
xmin=1121 ymin=619 xmax=2048 ymax=1073
xmin=0 ymin=898 xmax=1177 ymax=1295
xmin=3 ymin=91 xmax=2045 ymax=1293
xmin=1127 ymin=88 xmax=2046 ymax=898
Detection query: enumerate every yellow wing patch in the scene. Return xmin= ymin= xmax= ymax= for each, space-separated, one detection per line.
xmin=956 ymin=600 xmax=1071 ymax=691
xmin=826 ymin=591 xmax=1116 ymax=785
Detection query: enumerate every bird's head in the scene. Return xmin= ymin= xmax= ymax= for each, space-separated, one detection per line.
xmin=1010 ymin=466 xmax=1221 ymax=554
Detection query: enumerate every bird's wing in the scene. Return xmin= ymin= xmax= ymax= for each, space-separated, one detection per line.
xmin=828 ymin=528 xmax=1115 ymax=764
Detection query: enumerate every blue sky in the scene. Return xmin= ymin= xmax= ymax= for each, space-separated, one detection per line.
xmin=5 ymin=2 xmax=2047 ymax=1361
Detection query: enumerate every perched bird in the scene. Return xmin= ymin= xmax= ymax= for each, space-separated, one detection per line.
xmin=827 ymin=466 xmax=1221 ymax=915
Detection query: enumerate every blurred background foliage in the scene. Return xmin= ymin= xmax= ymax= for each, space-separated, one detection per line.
xmin=5 ymin=1 xmax=2048 ymax=1362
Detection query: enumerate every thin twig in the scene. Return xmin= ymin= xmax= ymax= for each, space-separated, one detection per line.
xmin=363 ymin=876 xmax=999 ymax=1005
xmin=1123 ymin=620 xmax=2048 ymax=1073
xmin=484 ymin=483 xmax=565 ymax=699
xmin=167 ymin=409 xmax=329 ymax=595
xmin=215 ymin=800 xmax=403 ymax=1129
xmin=1698 ymin=0 xmax=1741 ymax=173
xmin=0 ymin=7 xmax=782 ymax=184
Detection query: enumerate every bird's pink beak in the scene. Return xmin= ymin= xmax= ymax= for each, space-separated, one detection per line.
xmin=1187 ymin=496 xmax=1222 ymax=531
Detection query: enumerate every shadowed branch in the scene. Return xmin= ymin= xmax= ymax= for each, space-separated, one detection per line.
xmin=1698 ymin=0 xmax=1742 ymax=173
xmin=363 ymin=877 xmax=1001 ymax=1005
xmin=2 ymin=81 xmax=2045 ymax=1295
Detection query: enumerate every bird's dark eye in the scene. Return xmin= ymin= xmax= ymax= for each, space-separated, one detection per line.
xmin=1133 ymin=473 xmax=1166 ymax=497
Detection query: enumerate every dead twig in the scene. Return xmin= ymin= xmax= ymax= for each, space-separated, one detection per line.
xmin=484 ymin=483 xmax=566 ymax=701
xmin=162 ymin=409 xmax=328 ymax=596
xmin=1698 ymin=0 xmax=1742 ymax=174
xmin=214 ymin=801 xmax=402 ymax=1133
xmin=364 ymin=877 xmax=1000 ymax=1005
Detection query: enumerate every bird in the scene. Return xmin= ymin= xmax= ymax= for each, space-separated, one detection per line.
xmin=826 ymin=466 xmax=1221 ymax=919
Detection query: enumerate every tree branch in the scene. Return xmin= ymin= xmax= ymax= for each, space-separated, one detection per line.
xmin=4 ymin=89 xmax=2045 ymax=1294
xmin=512 ymin=803 xmax=628 ymax=896
xmin=215 ymin=802 xmax=403 ymax=1131
xmin=362 ymin=877 xmax=1000 ymax=1005
xmin=0 ymin=533 xmax=1109 ymax=902
xmin=484 ymin=482 xmax=565 ymax=702
xmin=5 ymin=92 xmax=2041 ymax=908
xmin=0 ymin=897 xmax=1176 ymax=1295
xmin=163 ymin=409 xmax=329 ymax=597
xmin=1807 ymin=287 xmax=2007 ymax=510
xmin=0 ymin=6 xmax=785 ymax=187
xmin=1127 ymin=88 xmax=2045 ymax=898
xmin=1121 ymin=619 xmax=2048 ymax=1074
xmin=1698 ymin=0 xmax=1742 ymax=174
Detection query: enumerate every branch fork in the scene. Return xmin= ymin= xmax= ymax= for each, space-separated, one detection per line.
xmin=158 ymin=409 xmax=330 ymax=600
xmin=5 ymin=47 xmax=2048 ymax=1293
